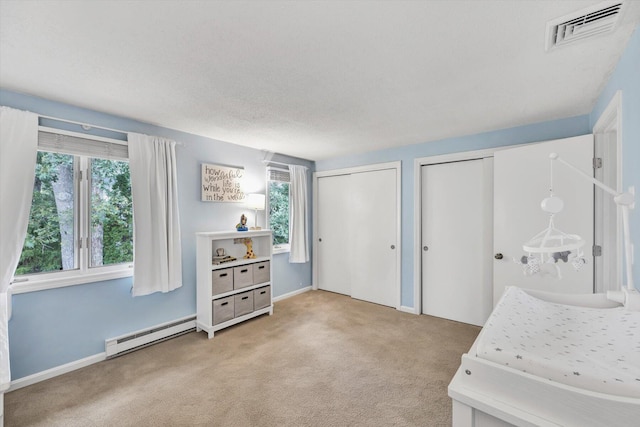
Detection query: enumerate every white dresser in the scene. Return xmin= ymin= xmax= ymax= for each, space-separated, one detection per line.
xmin=195 ymin=230 xmax=273 ymax=339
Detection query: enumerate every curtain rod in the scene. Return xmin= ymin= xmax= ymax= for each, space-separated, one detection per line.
xmin=38 ymin=114 xmax=129 ymax=135
xmin=263 ymin=160 xmax=308 ymax=170
xmin=263 ymin=160 xmax=290 ymax=167
xmin=38 ymin=113 xmax=185 ymax=146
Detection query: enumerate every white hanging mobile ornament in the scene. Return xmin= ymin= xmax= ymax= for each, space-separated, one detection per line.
xmin=521 ymin=155 xmax=585 ymax=277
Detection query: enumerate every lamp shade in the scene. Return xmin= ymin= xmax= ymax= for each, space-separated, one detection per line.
xmin=245 ymin=193 xmax=265 ymax=210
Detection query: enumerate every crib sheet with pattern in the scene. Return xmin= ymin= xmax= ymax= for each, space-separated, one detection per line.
xmin=476 ymin=286 xmax=640 ymax=398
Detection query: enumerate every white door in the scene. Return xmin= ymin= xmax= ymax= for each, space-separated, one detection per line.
xmin=350 ymin=169 xmax=398 ymax=307
xmin=316 ymin=167 xmax=399 ymax=307
xmin=493 ymin=135 xmax=594 ymax=304
xmin=421 ymin=158 xmax=494 ymax=326
xmin=317 ymin=174 xmax=352 ymax=295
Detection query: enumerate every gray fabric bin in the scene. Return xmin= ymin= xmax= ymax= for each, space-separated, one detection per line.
xmin=252 ymin=261 xmax=270 ymax=284
xmin=212 ymin=268 xmax=233 ymax=295
xmin=233 ymin=265 xmax=253 ymax=289
xmin=212 ymin=296 xmax=234 ymax=325
xmin=234 ymin=291 xmax=254 ymax=317
xmin=253 ymin=286 xmax=271 ymax=310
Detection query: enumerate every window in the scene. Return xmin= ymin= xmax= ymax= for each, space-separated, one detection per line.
xmin=16 ymin=152 xmax=77 ymax=275
xmin=90 ymin=158 xmax=133 ymax=267
xmin=267 ymin=168 xmax=290 ymax=253
xmin=13 ymin=129 xmax=132 ymax=291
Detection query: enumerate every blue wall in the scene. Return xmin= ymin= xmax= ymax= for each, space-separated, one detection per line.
xmin=315 ymin=116 xmax=591 ymax=308
xmin=1 ymin=89 xmax=313 ymax=380
xmin=589 ymin=27 xmax=640 ymax=291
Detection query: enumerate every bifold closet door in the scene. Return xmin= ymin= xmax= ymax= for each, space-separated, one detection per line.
xmin=316 ymin=174 xmax=352 ymax=296
xmin=421 ymin=158 xmax=493 ymax=326
xmin=349 ymin=169 xmax=397 ymax=307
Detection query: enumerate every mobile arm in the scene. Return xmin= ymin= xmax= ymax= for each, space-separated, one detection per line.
xmin=550 ymin=153 xmax=635 ymax=292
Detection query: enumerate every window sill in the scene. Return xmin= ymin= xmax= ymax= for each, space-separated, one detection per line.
xmin=273 ymin=245 xmax=291 ymax=255
xmin=10 ymin=267 xmax=133 ymax=294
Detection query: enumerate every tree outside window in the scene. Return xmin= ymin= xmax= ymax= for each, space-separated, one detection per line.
xmin=90 ymin=158 xmax=133 ymax=267
xmin=16 ymin=152 xmax=74 ymax=274
xmin=269 ymin=181 xmax=290 ymax=246
xmin=16 ymin=151 xmax=132 ymax=277
xmin=267 ymin=168 xmax=291 ymax=251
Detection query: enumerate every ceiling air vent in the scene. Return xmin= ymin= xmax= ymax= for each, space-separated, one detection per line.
xmin=545 ymin=1 xmax=624 ymax=51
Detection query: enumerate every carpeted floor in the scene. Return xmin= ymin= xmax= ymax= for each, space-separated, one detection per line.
xmin=5 ymin=290 xmax=480 ymax=427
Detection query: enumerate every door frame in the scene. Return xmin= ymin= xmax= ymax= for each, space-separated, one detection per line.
xmin=413 ymin=149 xmax=497 ymax=315
xmin=312 ymin=161 xmax=402 ymax=310
xmin=593 ymin=90 xmax=623 ymax=293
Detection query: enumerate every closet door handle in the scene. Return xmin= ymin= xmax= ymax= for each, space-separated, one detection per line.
xmin=495 ymin=253 xmax=504 ymax=260
xmin=390 ymin=245 xmax=395 ymax=250
xmin=423 ymin=246 xmax=429 ymax=252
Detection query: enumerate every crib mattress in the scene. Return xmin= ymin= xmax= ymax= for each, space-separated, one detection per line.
xmin=476 ymin=286 xmax=640 ymax=398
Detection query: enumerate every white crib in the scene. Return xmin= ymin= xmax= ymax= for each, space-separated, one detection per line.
xmin=448 ymin=287 xmax=640 ymax=426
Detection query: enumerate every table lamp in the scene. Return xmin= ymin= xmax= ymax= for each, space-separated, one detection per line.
xmin=246 ymin=193 xmax=266 ymax=230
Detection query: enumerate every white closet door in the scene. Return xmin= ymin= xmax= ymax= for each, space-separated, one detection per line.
xmin=316 ymin=174 xmax=352 ymax=295
xmin=421 ymin=158 xmax=493 ymax=326
xmin=350 ymin=168 xmax=398 ymax=307
xmin=493 ymin=135 xmax=594 ymax=304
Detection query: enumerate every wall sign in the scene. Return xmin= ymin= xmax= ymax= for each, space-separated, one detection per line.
xmin=201 ymin=163 xmax=245 ymax=202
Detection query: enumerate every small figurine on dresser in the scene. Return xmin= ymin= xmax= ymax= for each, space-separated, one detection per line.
xmin=236 ymin=214 xmax=248 ymax=231
xmin=242 ymin=238 xmax=257 ymax=259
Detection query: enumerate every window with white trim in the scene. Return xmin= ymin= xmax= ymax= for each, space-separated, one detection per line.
xmin=13 ymin=129 xmax=132 ymax=290
xmin=267 ymin=167 xmax=290 ymax=253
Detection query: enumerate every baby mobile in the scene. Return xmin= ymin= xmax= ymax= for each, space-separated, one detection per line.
xmin=516 ymin=155 xmax=587 ymax=278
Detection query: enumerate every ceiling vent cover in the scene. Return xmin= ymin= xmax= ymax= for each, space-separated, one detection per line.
xmin=545 ymin=1 xmax=624 ymax=51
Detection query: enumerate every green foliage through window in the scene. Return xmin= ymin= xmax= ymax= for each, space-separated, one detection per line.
xmin=268 ymin=181 xmax=290 ymax=245
xmin=16 ymin=151 xmax=133 ymax=277
xmin=16 ymin=152 xmax=73 ymax=274
xmin=91 ymin=159 xmax=133 ymax=267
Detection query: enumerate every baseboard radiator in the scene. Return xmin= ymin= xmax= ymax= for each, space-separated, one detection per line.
xmin=105 ymin=315 xmax=196 ymax=359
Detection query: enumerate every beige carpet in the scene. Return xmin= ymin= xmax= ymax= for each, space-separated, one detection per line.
xmin=5 ymin=290 xmax=480 ymax=427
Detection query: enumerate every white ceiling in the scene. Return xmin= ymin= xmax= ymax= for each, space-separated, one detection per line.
xmin=1 ymin=1 xmax=638 ymax=161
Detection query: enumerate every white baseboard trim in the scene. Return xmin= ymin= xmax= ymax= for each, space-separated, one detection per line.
xmin=9 ymin=352 xmax=106 ymax=392
xmin=273 ymin=285 xmax=312 ymax=302
xmin=398 ymin=305 xmax=419 ymax=315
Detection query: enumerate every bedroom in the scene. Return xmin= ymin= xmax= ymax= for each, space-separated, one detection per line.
xmin=1 ymin=1 xmax=639 ymax=426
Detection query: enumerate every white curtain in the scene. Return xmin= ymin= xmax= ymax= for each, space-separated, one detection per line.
xmin=128 ymin=133 xmax=182 ymax=296
xmin=289 ymin=165 xmax=310 ymax=263
xmin=0 ymin=107 xmax=38 ymax=294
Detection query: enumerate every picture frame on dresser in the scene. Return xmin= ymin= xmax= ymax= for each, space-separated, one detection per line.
xmin=195 ymin=230 xmax=273 ymax=339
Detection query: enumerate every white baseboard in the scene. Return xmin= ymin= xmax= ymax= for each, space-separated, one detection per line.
xmin=8 ymin=315 xmax=198 ymax=392
xmin=398 ymin=305 xmax=419 ymax=315
xmin=9 ymin=352 xmax=106 ymax=392
xmin=273 ymin=285 xmax=312 ymax=302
